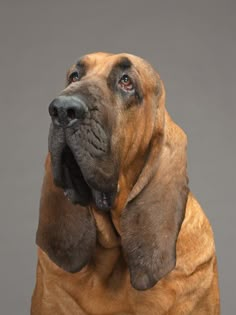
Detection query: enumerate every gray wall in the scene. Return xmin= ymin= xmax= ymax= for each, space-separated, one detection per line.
xmin=0 ymin=1 xmax=235 ymax=314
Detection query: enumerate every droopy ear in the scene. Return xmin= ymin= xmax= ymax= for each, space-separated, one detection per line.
xmin=36 ymin=154 xmax=96 ymax=273
xmin=121 ymin=114 xmax=189 ymax=291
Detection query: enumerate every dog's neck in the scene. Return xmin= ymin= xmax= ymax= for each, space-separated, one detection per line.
xmin=91 ymin=208 xmax=121 ymax=249
xmin=89 ymin=207 xmax=130 ymax=283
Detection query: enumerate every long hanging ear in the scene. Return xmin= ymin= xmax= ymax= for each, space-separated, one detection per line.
xmin=120 ymin=83 xmax=189 ymax=290
xmin=36 ymin=154 xmax=96 ymax=273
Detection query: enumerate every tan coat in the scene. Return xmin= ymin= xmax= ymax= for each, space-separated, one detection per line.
xmin=31 ymin=52 xmax=220 ymax=314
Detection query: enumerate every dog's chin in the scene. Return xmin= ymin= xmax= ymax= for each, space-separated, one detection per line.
xmin=53 ymin=146 xmax=117 ymax=212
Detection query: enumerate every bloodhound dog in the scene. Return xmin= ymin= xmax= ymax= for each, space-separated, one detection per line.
xmin=31 ymin=52 xmax=220 ymax=315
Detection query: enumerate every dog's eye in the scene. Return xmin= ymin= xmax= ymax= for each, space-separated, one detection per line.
xmin=69 ymin=72 xmax=80 ymax=84
xmin=118 ymin=74 xmax=134 ymax=91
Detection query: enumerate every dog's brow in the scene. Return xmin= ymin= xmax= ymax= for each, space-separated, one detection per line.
xmin=76 ymin=59 xmax=86 ymax=68
xmin=115 ymin=57 xmax=132 ymax=70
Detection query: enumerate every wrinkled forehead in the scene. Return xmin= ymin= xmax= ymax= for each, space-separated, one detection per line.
xmin=68 ymin=52 xmax=159 ymax=84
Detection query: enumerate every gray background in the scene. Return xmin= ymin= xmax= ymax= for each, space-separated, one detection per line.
xmin=0 ymin=0 xmax=235 ymax=314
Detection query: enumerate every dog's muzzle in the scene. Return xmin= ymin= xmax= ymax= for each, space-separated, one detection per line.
xmin=48 ymin=93 xmax=118 ymax=212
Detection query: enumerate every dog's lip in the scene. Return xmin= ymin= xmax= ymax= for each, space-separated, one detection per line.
xmin=63 ymin=173 xmax=116 ymax=212
xmin=59 ymin=146 xmax=117 ymax=211
xmin=91 ymin=189 xmax=117 ymax=212
xmin=60 ymin=154 xmax=91 ymax=206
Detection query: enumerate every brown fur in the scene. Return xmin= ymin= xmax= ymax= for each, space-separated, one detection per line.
xmin=31 ymin=52 xmax=220 ymax=314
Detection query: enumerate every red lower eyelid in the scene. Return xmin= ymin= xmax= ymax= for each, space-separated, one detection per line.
xmin=118 ymin=74 xmax=133 ymax=91
xmin=120 ymin=83 xmax=133 ymax=90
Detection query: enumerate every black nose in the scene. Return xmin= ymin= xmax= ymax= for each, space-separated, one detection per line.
xmin=48 ymin=95 xmax=88 ymax=127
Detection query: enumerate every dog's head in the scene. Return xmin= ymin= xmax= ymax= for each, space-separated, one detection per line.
xmin=37 ymin=52 xmax=189 ymax=290
xmin=48 ymin=52 xmax=163 ymax=212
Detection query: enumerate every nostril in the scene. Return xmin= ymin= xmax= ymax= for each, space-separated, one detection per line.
xmin=51 ymin=107 xmax=58 ymax=117
xmin=49 ymin=102 xmax=58 ymax=118
xmin=67 ymin=108 xmax=76 ymax=120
